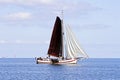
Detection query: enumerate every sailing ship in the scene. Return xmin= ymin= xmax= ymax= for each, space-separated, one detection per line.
xmin=36 ymin=16 xmax=88 ymax=64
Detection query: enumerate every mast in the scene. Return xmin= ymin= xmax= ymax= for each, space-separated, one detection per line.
xmin=61 ymin=10 xmax=65 ymax=58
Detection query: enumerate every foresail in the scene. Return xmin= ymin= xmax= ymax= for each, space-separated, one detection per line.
xmin=65 ymin=27 xmax=75 ymax=59
xmin=65 ymin=26 xmax=88 ymax=59
xmin=47 ymin=17 xmax=62 ymax=57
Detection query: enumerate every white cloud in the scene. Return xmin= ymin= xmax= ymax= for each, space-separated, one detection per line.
xmin=0 ymin=40 xmax=43 ymax=44
xmin=44 ymin=40 xmax=50 ymax=44
xmin=80 ymin=24 xmax=110 ymax=30
xmin=4 ymin=12 xmax=32 ymax=20
xmin=38 ymin=0 xmax=54 ymax=4
xmin=0 ymin=0 xmax=54 ymax=5
xmin=0 ymin=39 xmax=50 ymax=44
xmin=0 ymin=0 xmax=100 ymax=12
xmin=15 ymin=40 xmax=44 ymax=44
xmin=0 ymin=0 xmax=14 ymax=3
xmin=0 ymin=40 xmax=6 ymax=44
xmin=15 ymin=40 xmax=50 ymax=44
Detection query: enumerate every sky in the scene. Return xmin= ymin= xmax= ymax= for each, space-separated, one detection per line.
xmin=0 ymin=0 xmax=120 ymax=58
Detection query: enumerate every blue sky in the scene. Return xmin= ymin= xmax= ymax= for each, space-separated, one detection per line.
xmin=0 ymin=0 xmax=120 ymax=58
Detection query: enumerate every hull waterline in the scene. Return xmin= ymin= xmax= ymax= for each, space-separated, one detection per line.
xmin=36 ymin=58 xmax=77 ymax=64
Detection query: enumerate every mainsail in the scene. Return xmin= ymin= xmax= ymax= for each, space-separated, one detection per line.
xmin=48 ymin=16 xmax=62 ymax=57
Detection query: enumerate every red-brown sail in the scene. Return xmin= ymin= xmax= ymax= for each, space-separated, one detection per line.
xmin=47 ymin=16 xmax=62 ymax=57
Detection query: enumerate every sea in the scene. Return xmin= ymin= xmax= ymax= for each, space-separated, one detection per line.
xmin=0 ymin=58 xmax=120 ymax=80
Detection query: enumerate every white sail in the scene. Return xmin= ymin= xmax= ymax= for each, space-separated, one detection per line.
xmin=65 ymin=26 xmax=75 ymax=59
xmin=65 ymin=25 xmax=88 ymax=59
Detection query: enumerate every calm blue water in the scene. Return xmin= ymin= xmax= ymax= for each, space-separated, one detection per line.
xmin=0 ymin=58 xmax=120 ymax=80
